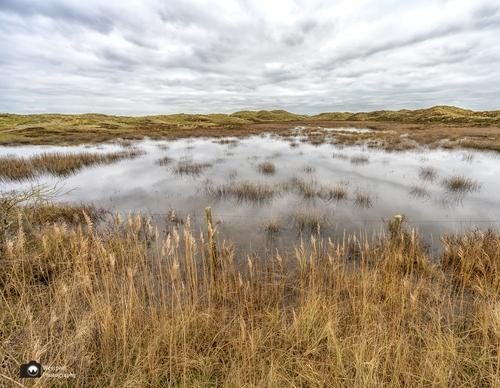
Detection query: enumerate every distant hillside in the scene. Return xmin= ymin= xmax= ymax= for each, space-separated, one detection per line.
xmin=231 ymin=109 xmax=307 ymax=121
xmin=231 ymin=106 xmax=500 ymax=124
xmin=343 ymin=106 xmax=500 ymax=124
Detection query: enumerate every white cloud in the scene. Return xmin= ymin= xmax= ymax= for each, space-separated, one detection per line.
xmin=0 ymin=0 xmax=499 ymax=114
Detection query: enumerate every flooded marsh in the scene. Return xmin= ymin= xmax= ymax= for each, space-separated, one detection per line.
xmin=1 ymin=134 xmax=499 ymax=254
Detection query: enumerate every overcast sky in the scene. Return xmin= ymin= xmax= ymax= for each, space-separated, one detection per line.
xmin=0 ymin=0 xmax=499 ymax=115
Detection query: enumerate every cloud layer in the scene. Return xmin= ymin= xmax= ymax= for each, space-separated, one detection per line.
xmin=1 ymin=0 xmax=499 ymax=114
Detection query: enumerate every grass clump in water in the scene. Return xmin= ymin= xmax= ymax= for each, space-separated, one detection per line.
xmin=354 ymin=189 xmax=374 ymax=208
xmin=442 ymin=175 xmax=480 ymax=193
xmin=409 ymin=184 xmax=430 ymax=199
xmin=156 ymin=156 xmax=173 ymax=166
xmin=292 ymin=210 xmax=327 ymax=233
xmin=418 ymin=166 xmax=437 ymax=181
xmin=173 ymin=159 xmax=212 ymax=176
xmin=262 ymin=218 xmax=281 ymax=239
xmin=207 ymin=180 xmax=277 ymax=203
xmin=285 ymin=177 xmax=318 ymax=200
xmin=0 ymin=150 xmax=142 ymax=181
xmin=257 ymin=161 xmax=276 ymax=175
xmin=350 ymin=155 xmax=370 ymax=165
xmin=320 ymin=184 xmax=349 ymax=202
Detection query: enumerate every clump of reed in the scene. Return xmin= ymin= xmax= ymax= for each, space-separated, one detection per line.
xmin=0 ymin=150 xmax=142 ymax=180
xmin=442 ymin=175 xmax=480 ymax=193
xmin=350 ymin=155 xmax=370 ymax=165
xmin=156 ymin=156 xmax=173 ymax=166
xmin=320 ymin=184 xmax=349 ymax=201
xmin=418 ymin=166 xmax=437 ymax=181
xmin=1 ymin=199 xmax=499 ymax=387
xmin=354 ymin=189 xmax=374 ymax=208
xmin=332 ymin=152 xmax=349 ymax=160
xmin=262 ymin=218 xmax=281 ymax=239
xmin=206 ymin=180 xmax=277 ymax=203
xmin=302 ymin=165 xmax=315 ymax=174
xmin=173 ymin=159 xmax=212 ymax=176
xmin=409 ymin=184 xmax=430 ymax=199
xmin=284 ymin=177 xmax=318 ymax=200
xmin=257 ymin=161 xmax=276 ymax=175
xmin=292 ymin=211 xmax=327 ymax=233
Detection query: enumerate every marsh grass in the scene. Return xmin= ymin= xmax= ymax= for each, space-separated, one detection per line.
xmin=320 ymin=184 xmax=349 ymax=201
xmin=257 ymin=161 xmax=276 ymax=175
xmin=332 ymin=152 xmax=349 ymax=160
xmin=0 ymin=199 xmax=499 ymax=387
xmin=262 ymin=218 xmax=281 ymax=239
xmin=418 ymin=166 xmax=437 ymax=181
xmin=0 ymin=150 xmax=141 ymax=181
xmin=354 ymin=189 xmax=374 ymax=208
xmin=206 ymin=180 xmax=277 ymax=203
xmin=156 ymin=156 xmax=173 ymax=166
xmin=409 ymin=184 xmax=430 ymax=199
xmin=350 ymin=155 xmax=370 ymax=165
xmin=442 ymin=175 xmax=480 ymax=193
xmin=285 ymin=177 xmax=318 ymax=200
xmin=302 ymin=165 xmax=315 ymax=174
xmin=291 ymin=210 xmax=327 ymax=233
xmin=173 ymin=159 xmax=212 ymax=176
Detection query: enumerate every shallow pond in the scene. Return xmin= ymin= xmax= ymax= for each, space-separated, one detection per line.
xmin=1 ymin=135 xmax=499 ymax=256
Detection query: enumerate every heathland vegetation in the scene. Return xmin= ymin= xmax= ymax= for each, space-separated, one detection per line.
xmin=0 ymin=193 xmax=498 ymax=386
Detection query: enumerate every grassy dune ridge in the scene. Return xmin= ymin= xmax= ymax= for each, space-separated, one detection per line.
xmin=0 ymin=201 xmax=498 ymax=387
xmin=1 ymin=106 xmax=500 ymax=147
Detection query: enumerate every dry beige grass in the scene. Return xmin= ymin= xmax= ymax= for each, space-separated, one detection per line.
xmin=0 ymin=202 xmax=499 ymax=387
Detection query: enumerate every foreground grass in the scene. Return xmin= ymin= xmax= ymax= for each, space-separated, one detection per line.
xmin=0 ymin=202 xmax=499 ymax=387
xmin=0 ymin=150 xmax=141 ymax=181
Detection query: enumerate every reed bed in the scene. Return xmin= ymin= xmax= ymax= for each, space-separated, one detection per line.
xmin=0 ymin=150 xmax=142 ymax=180
xmin=1 ymin=203 xmax=498 ymax=387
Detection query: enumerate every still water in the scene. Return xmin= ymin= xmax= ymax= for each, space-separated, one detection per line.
xmin=1 ymin=134 xmax=499 ymax=255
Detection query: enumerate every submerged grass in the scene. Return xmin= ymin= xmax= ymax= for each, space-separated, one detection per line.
xmin=0 ymin=150 xmax=141 ymax=181
xmin=0 ymin=200 xmax=499 ymax=387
